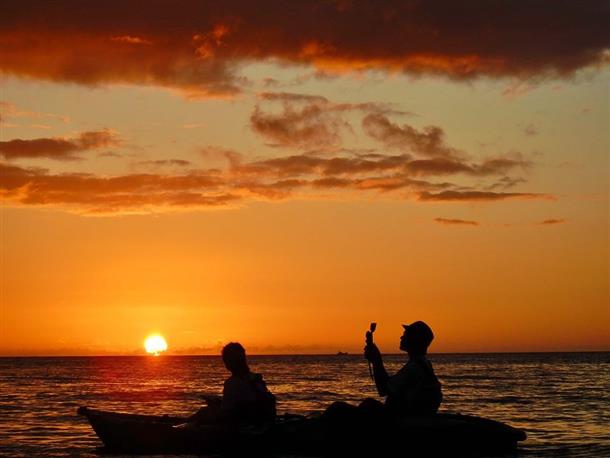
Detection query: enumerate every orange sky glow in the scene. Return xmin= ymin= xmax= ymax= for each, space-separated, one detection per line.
xmin=1 ymin=1 xmax=608 ymax=355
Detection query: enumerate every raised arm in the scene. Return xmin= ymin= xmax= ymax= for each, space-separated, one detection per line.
xmin=364 ymin=342 xmax=390 ymax=396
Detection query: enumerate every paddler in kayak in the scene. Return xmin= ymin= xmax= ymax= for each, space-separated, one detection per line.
xmin=187 ymin=342 xmax=276 ymax=425
xmin=366 ymin=321 xmax=442 ymax=416
xmin=323 ymin=321 xmax=442 ymax=424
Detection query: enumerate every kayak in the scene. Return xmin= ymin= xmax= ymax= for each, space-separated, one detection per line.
xmin=77 ymin=406 xmax=526 ymax=456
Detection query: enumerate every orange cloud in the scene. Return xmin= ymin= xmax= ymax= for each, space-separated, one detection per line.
xmin=234 ymin=153 xmax=412 ymax=177
xmin=434 ymin=218 xmax=479 ymax=226
xmin=486 ymin=176 xmax=527 ymax=190
xmin=0 ymin=143 xmax=549 ymax=214
xmin=2 ymin=1 xmax=607 ymax=94
xmin=418 ymin=191 xmax=554 ymax=202
xmin=250 ymin=92 xmax=407 ymax=148
xmin=250 ymin=103 xmax=347 ymax=148
xmin=363 ymin=113 xmax=461 ymax=159
xmin=538 ymin=218 xmax=567 ymax=225
xmin=110 ymin=35 xmax=152 ymax=45
xmin=134 ymin=159 xmax=192 ymax=168
xmin=0 ymin=130 xmax=119 ymax=160
xmin=0 ymin=163 xmax=234 ymax=214
xmin=404 ymin=157 xmax=529 ymax=177
xmin=0 ymin=101 xmax=70 ymax=124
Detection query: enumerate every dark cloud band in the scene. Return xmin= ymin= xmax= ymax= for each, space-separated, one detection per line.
xmin=2 ymin=0 xmax=608 ymax=93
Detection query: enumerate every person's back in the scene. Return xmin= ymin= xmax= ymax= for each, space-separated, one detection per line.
xmin=222 ymin=370 xmax=276 ymax=423
xmin=385 ymin=354 xmax=442 ymax=416
xmin=220 ymin=343 xmax=276 ymax=424
xmin=187 ymin=342 xmax=276 ymax=426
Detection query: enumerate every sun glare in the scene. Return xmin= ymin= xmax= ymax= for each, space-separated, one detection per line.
xmin=144 ymin=334 xmax=168 ymax=356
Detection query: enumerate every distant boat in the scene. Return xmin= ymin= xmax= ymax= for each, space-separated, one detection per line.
xmin=336 ymin=351 xmax=349 ymax=356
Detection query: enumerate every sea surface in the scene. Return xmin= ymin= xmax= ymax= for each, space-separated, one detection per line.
xmin=0 ymin=353 xmax=609 ymax=457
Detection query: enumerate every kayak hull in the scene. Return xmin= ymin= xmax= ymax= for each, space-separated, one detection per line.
xmin=78 ymin=406 xmax=526 ymax=456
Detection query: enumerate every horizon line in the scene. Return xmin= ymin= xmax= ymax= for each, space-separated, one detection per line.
xmin=1 ymin=349 xmax=609 ymax=358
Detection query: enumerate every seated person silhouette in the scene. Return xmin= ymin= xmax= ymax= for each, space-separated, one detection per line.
xmin=366 ymin=321 xmax=442 ymax=416
xmin=188 ymin=342 xmax=276 ymax=425
xmin=322 ymin=321 xmax=441 ymax=427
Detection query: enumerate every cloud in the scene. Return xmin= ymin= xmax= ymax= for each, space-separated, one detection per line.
xmin=486 ymin=176 xmax=527 ymax=190
xmin=134 ymin=159 xmax=192 ymax=168
xmin=362 ymin=113 xmax=462 ymax=159
xmin=110 ymin=35 xmax=152 ymax=45
xmin=474 ymin=157 xmax=530 ymax=175
xmin=98 ymin=151 xmax=122 ymax=158
xmin=0 ymin=145 xmax=548 ymax=214
xmin=362 ymin=115 xmax=533 ymax=179
xmin=434 ymin=217 xmax=479 ymax=226
xmin=250 ymin=102 xmax=348 ymax=148
xmin=250 ymin=92 xmax=407 ymax=148
xmin=0 ymin=130 xmax=119 ymax=160
xmin=0 ymin=162 xmax=236 ymax=214
xmin=233 ymin=153 xmax=412 ymax=177
xmin=2 ymin=1 xmax=607 ymax=94
xmin=258 ymin=92 xmax=329 ymax=104
xmin=538 ymin=218 xmax=567 ymax=225
xmin=406 ymin=158 xmax=472 ymax=175
xmin=502 ymin=81 xmax=538 ymax=99
xmin=200 ymin=146 xmax=242 ymax=168
xmin=0 ymin=101 xmax=70 ymax=124
xmin=418 ymin=191 xmax=554 ymax=202
xmin=262 ymin=77 xmax=280 ymax=88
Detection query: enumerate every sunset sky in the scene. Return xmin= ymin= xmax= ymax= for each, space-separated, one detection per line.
xmin=1 ymin=1 xmax=608 ymax=355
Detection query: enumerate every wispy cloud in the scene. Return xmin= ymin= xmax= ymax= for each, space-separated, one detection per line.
xmin=110 ymin=35 xmax=152 ymax=45
xmin=362 ymin=113 xmax=462 ymax=159
xmin=0 ymin=130 xmax=119 ymax=161
xmin=434 ymin=217 xmax=479 ymax=226
xmin=0 ymin=163 xmax=236 ymax=215
xmin=0 ymin=101 xmax=70 ymax=124
xmin=134 ymin=159 xmax=193 ymax=168
xmin=418 ymin=191 xmax=554 ymax=202
xmin=250 ymin=92 xmax=408 ymax=148
xmin=538 ymin=218 xmax=567 ymax=225
xmin=0 ymin=144 xmax=553 ymax=215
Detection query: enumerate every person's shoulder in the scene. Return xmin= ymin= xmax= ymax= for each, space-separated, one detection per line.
xmin=401 ymin=357 xmax=430 ymax=376
xmin=248 ymin=372 xmax=264 ymax=382
xmin=224 ymin=375 xmax=243 ymax=388
xmin=400 ymin=360 xmax=418 ymax=372
xmin=419 ymin=355 xmax=435 ymax=369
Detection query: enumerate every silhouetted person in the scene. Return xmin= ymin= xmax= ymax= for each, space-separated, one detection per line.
xmin=322 ymin=321 xmax=442 ymax=431
xmin=188 ymin=342 xmax=276 ymax=425
xmin=365 ymin=321 xmax=442 ymax=416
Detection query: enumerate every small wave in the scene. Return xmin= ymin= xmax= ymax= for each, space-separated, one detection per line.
xmin=478 ymin=396 xmax=534 ymax=405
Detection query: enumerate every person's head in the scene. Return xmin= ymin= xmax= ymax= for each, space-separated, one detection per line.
xmin=222 ymin=342 xmax=249 ymax=375
xmin=399 ymin=321 xmax=434 ymax=356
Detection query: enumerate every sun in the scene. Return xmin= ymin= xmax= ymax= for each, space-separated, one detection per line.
xmin=144 ymin=334 xmax=168 ymax=356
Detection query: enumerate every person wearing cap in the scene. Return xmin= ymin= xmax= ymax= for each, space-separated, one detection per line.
xmin=364 ymin=321 xmax=442 ymax=416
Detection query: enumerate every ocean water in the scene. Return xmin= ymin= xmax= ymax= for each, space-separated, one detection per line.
xmin=0 ymin=353 xmax=609 ymax=457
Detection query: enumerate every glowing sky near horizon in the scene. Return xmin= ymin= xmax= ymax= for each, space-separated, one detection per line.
xmin=0 ymin=1 xmax=608 ymax=355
